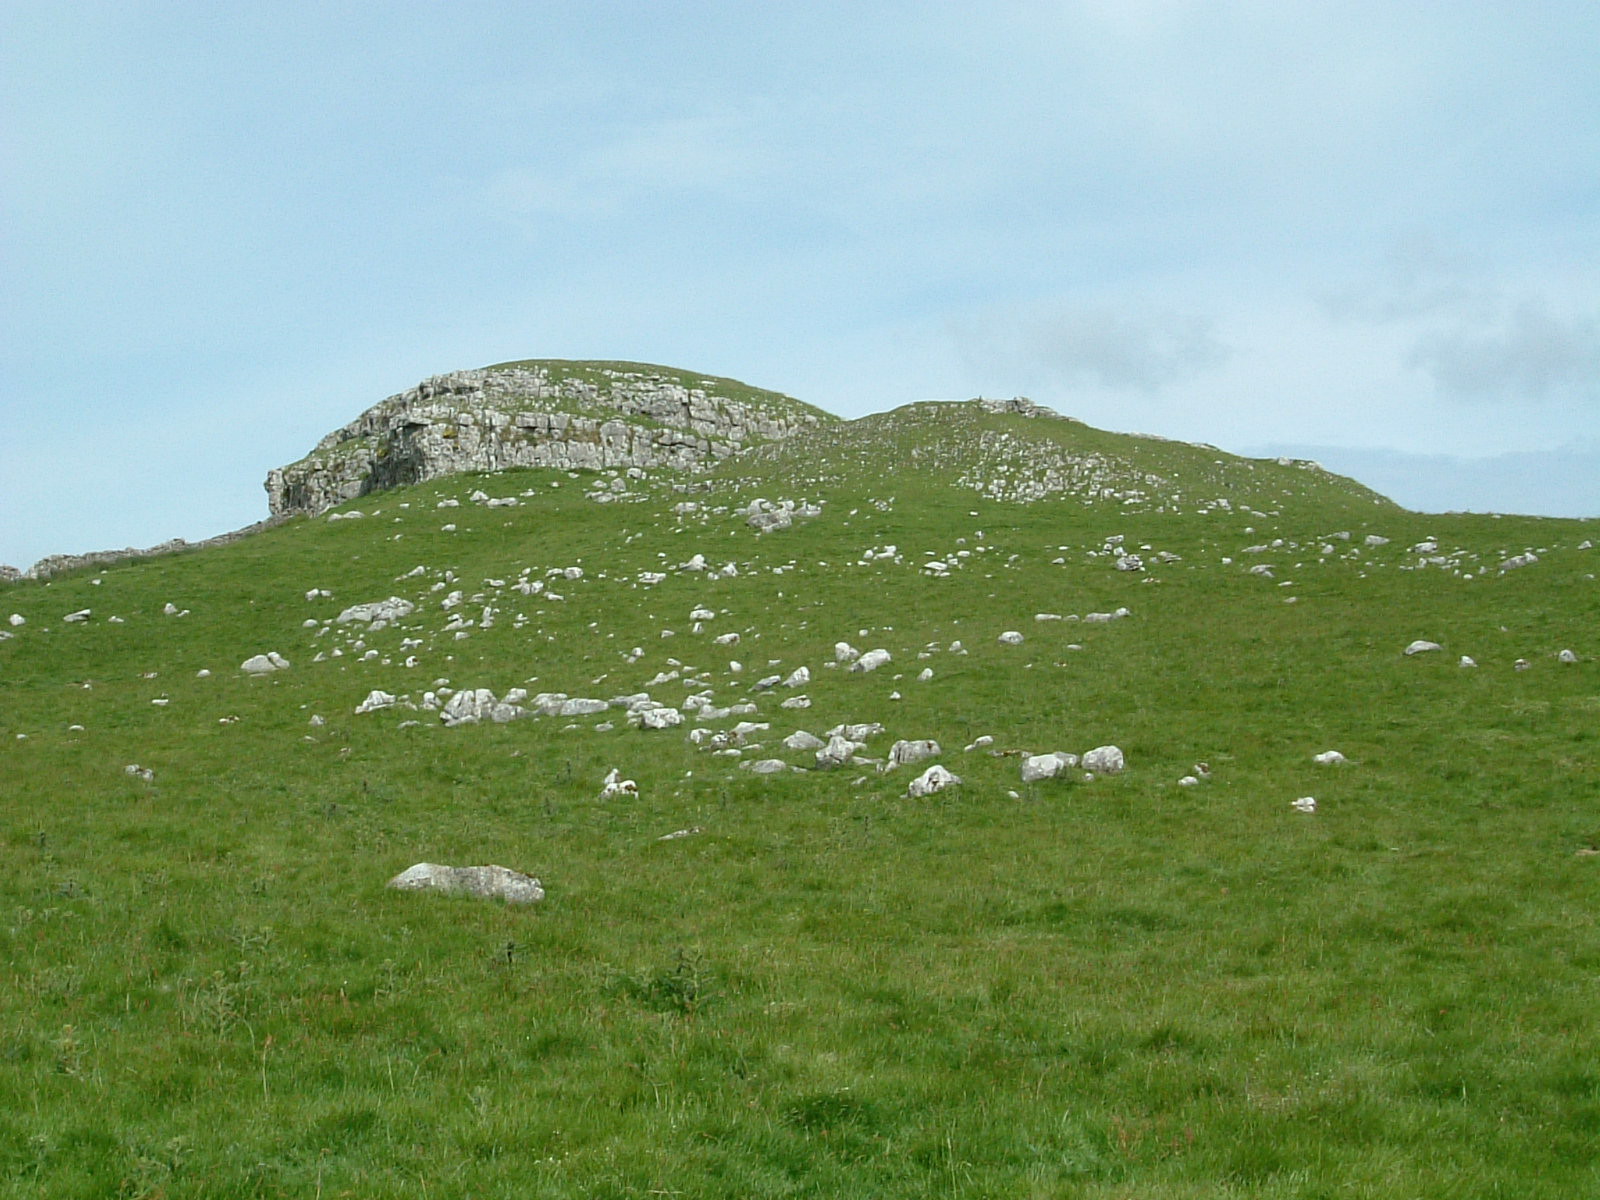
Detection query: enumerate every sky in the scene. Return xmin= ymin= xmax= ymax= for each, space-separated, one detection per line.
xmin=3 ymin=1 xmax=1598 ymax=569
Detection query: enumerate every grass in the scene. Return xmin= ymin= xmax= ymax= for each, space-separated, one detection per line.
xmin=1 ymin=400 xmax=1597 ymax=1196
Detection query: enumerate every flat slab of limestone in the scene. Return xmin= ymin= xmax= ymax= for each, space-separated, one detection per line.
xmin=386 ymin=863 xmax=544 ymax=904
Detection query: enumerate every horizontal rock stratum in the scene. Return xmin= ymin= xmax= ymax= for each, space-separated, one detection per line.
xmin=265 ymin=359 xmax=834 ymax=517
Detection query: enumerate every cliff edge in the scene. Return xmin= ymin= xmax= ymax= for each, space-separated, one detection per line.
xmin=266 ymin=359 xmax=835 ymax=517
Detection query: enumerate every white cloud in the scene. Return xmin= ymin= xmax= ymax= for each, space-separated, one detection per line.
xmin=1321 ymin=236 xmax=1600 ymax=406
xmin=1408 ymin=302 xmax=1600 ymax=403
xmin=953 ymin=303 xmax=1229 ymax=394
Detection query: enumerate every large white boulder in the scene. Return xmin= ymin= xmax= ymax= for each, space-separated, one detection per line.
xmin=639 ymin=706 xmax=684 ymax=730
xmin=887 ymin=739 xmax=942 ymax=769
xmin=355 ymin=689 xmax=397 ymax=714
xmin=441 ymin=687 xmax=499 ymax=725
xmin=1081 ymin=745 xmax=1125 ymax=774
xmin=816 ymin=735 xmax=863 ymax=769
xmin=240 ymin=651 xmax=290 ymax=674
xmin=336 ymin=596 xmax=416 ymax=624
xmin=386 ymin=863 xmax=543 ymax=903
xmin=1021 ymin=752 xmax=1078 ymax=782
xmin=907 ymin=765 xmax=961 ymax=798
xmin=830 ymin=722 xmax=885 ymax=741
xmin=851 ymin=648 xmax=891 ymax=673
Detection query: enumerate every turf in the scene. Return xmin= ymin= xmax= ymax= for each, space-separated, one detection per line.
xmin=1 ymin=396 xmax=1596 ymax=1197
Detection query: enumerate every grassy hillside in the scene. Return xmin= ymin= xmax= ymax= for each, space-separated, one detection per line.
xmin=1 ymin=399 xmax=1597 ymax=1197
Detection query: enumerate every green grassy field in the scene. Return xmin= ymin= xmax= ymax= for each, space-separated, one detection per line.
xmin=2 ymin=399 xmax=1597 ymax=1196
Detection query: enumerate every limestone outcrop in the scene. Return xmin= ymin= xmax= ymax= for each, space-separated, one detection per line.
xmin=266 ymin=361 xmax=832 ymax=517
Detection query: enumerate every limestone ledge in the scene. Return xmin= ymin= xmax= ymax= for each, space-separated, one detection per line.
xmin=265 ymin=365 xmax=827 ymax=517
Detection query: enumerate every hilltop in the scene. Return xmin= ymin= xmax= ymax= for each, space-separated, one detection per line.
xmin=265 ymin=359 xmax=834 ymax=518
xmin=1 ymin=362 xmax=1597 ymax=1196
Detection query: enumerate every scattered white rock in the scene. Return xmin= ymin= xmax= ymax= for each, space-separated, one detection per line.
xmin=240 ymin=652 xmax=290 ymax=674
xmin=906 ymin=765 xmax=961 ymax=798
xmin=917 ymin=667 xmax=933 ymax=681
xmin=834 ymin=641 xmax=860 ymax=663
xmin=1312 ymin=750 xmax=1347 ymax=765
xmin=1500 ymin=553 xmax=1538 ymax=571
xmin=783 ymin=730 xmax=825 ymax=752
xmin=442 ymin=687 xmax=498 ymax=724
xmin=639 ymin=706 xmax=684 ymax=730
xmin=1403 ymin=640 xmax=1442 ymax=656
xmin=816 ymin=735 xmax=862 ymax=769
xmin=63 ymin=609 xmax=91 ymax=623
xmin=886 ymin=739 xmax=941 ymax=769
xmin=998 ymin=631 xmax=1024 ymax=645
xmin=386 ymin=863 xmax=543 ymax=903
xmin=355 ymin=690 xmax=398 ymax=714
xmin=123 ymin=764 xmax=155 ymax=782
xmin=782 ymin=666 xmax=810 ymax=688
xmin=599 ymin=768 xmax=638 ymax=799
xmin=831 ymin=722 xmax=884 ymax=741
xmin=1459 ymin=656 xmax=1477 ymax=668
xmin=964 ymin=735 xmax=994 ymax=752
xmin=337 ymin=597 xmax=417 ymax=624
xmin=1292 ymin=797 xmax=1317 ymax=813
xmin=745 ymin=759 xmax=788 ymax=775
xmin=851 ymin=649 xmax=891 ymax=673
xmin=1558 ymin=649 xmax=1580 ymax=664
xmin=1081 ymin=745 xmax=1125 ymax=774
xmin=7 ymin=614 xmax=24 ymax=626
xmin=1177 ymin=775 xmax=1200 ymax=787
xmin=1021 ymin=752 xmax=1077 ymax=782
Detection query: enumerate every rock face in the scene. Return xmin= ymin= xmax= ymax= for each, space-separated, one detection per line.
xmin=266 ymin=361 xmax=832 ymax=517
xmin=386 ymin=863 xmax=544 ymax=903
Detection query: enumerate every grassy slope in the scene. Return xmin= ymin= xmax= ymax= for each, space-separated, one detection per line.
xmin=1 ymin=406 xmax=1597 ymax=1198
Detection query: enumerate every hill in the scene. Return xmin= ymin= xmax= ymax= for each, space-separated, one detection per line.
xmin=265 ymin=359 xmax=834 ymax=518
xmin=1 ymin=366 xmax=1597 ymax=1196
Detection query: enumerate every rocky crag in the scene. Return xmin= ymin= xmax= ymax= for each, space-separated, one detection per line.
xmin=265 ymin=360 xmax=833 ymax=517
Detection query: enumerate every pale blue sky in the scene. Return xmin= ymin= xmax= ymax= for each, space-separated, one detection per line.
xmin=4 ymin=2 xmax=1598 ymax=568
